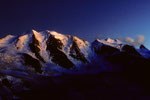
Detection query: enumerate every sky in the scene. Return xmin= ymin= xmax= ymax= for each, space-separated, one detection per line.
xmin=0 ymin=0 xmax=150 ymax=48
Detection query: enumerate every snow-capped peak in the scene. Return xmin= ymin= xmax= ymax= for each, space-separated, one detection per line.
xmin=95 ymin=38 xmax=122 ymax=49
xmin=47 ymin=31 xmax=67 ymax=40
xmin=0 ymin=30 xmax=93 ymax=72
xmin=0 ymin=35 xmax=15 ymax=44
xmin=16 ymin=34 xmax=29 ymax=50
xmin=104 ymin=38 xmax=122 ymax=44
xmin=31 ymin=30 xmax=44 ymax=42
xmin=105 ymin=38 xmax=115 ymax=43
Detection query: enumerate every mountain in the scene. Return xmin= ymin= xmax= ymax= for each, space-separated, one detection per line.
xmin=0 ymin=30 xmax=150 ymax=74
xmin=1 ymin=30 xmax=150 ymax=99
xmin=0 ymin=30 xmax=91 ymax=74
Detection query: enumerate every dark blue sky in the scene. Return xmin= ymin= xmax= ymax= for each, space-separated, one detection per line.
xmin=1 ymin=0 xmax=150 ymax=47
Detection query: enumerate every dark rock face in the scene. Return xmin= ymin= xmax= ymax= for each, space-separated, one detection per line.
xmin=29 ymin=34 xmax=45 ymax=63
xmin=92 ymin=40 xmax=120 ymax=57
xmin=15 ymin=38 xmax=21 ymax=50
xmin=22 ymin=53 xmax=42 ymax=73
xmin=108 ymin=52 xmax=148 ymax=68
xmin=46 ymin=35 xmax=74 ymax=69
xmin=121 ymin=45 xmax=141 ymax=56
xmin=92 ymin=41 xmax=120 ymax=56
xmin=140 ymin=44 xmax=148 ymax=50
xmin=70 ymin=41 xmax=88 ymax=63
xmin=107 ymin=51 xmax=150 ymax=86
xmin=96 ymin=44 xmax=120 ymax=56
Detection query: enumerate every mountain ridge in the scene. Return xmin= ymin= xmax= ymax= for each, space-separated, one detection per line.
xmin=0 ymin=30 xmax=149 ymax=75
xmin=1 ymin=30 xmax=150 ymax=99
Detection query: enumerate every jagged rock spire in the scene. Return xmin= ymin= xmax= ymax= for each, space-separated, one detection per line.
xmin=140 ymin=44 xmax=148 ymax=50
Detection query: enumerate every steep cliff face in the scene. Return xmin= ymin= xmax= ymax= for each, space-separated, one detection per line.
xmin=46 ymin=35 xmax=74 ymax=69
xmin=69 ymin=36 xmax=89 ymax=63
xmin=29 ymin=34 xmax=46 ymax=63
xmin=92 ymin=39 xmax=121 ymax=57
